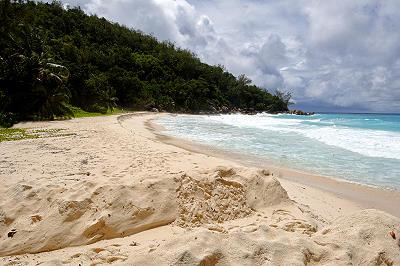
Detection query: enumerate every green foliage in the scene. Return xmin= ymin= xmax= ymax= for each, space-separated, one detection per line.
xmin=84 ymin=73 xmax=117 ymax=112
xmin=0 ymin=112 xmax=16 ymax=127
xmin=0 ymin=0 xmax=289 ymax=126
xmin=69 ymin=105 xmax=124 ymax=118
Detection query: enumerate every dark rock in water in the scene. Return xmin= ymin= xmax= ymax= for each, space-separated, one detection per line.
xmin=288 ymin=109 xmax=314 ymax=116
xmin=7 ymin=229 xmax=17 ymax=238
xmin=243 ymin=108 xmax=257 ymax=115
xmin=191 ymin=105 xmax=289 ymax=116
xmin=151 ymin=108 xmax=159 ymax=113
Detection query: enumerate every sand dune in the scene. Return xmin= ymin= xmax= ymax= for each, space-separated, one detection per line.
xmin=0 ymin=113 xmax=399 ymax=265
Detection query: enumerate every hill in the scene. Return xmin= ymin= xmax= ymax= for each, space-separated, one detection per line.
xmin=0 ymin=0 xmax=289 ymax=126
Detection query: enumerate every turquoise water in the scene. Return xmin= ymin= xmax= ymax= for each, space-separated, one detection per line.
xmin=156 ymin=113 xmax=400 ymax=189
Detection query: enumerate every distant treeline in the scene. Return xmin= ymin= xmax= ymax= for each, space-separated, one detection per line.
xmin=0 ymin=0 xmax=290 ymax=126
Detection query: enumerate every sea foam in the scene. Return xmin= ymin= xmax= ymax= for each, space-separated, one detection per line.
xmin=203 ymin=114 xmax=400 ymax=160
xmin=157 ymin=113 xmax=400 ymax=189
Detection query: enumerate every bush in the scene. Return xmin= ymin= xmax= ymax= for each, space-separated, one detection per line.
xmin=0 ymin=112 xmax=17 ymax=128
xmin=87 ymin=104 xmax=108 ymax=114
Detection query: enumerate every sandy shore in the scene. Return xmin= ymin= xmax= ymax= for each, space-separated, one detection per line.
xmin=1 ymin=113 xmax=399 ymax=265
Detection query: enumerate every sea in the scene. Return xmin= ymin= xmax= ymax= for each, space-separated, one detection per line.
xmin=156 ymin=113 xmax=400 ymax=190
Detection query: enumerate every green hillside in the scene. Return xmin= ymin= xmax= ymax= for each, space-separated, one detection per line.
xmin=0 ymin=0 xmax=290 ymax=126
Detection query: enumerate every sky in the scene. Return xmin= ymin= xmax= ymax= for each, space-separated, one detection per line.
xmin=45 ymin=0 xmax=400 ymax=113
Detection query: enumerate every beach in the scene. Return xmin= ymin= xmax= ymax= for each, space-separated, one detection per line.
xmin=1 ymin=113 xmax=399 ymax=265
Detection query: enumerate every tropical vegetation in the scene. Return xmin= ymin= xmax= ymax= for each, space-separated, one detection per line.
xmin=0 ymin=0 xmax=290 ymax=127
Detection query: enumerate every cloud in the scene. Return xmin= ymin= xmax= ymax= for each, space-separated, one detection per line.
xmin=43 ymin=0 xmax=400 ymax=112
xmin=258 ymin=35 xmax=288 ymax=69
xmin=84 ymin=0 xmax=179 ymax=41
xmin=300 ymin=1 xmax=400 ymax=112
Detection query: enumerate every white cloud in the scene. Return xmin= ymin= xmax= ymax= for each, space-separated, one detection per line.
xmin=84 ymin=0 xmax=179 ymax=41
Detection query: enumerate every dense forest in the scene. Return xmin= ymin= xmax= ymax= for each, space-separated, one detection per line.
xmin=0 ymin=0 xmax=290 ymax=127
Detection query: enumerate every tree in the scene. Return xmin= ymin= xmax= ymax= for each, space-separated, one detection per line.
xmin=85 ymin=73 xmax=117 ymax=113
xmin=237 ymin=74 xmax=252 ymax=87
xmin=275 ymin=90 xmax=293 ymax=106
xmin=0 ymin=21 xmax=72 ymax=123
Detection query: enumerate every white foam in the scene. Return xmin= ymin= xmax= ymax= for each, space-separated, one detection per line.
xmin=204 ymin=114 xmax=303 ymax=129
xmin=201 ymin=114 xmax=400 ymax=160
xmin=301 ymin=127 xmax=400 ymax=160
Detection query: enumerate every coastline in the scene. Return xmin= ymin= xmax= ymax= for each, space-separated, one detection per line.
xmin=1 ymin=112 xmax=400 ymax=265
xmin=149 ymin=114 xmax=400 ymax=218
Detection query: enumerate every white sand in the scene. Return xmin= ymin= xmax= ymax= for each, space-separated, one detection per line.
xmin=0 ymin=113 xmax=399 ymax=265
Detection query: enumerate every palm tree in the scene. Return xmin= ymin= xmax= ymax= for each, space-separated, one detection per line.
xmin=35 ymin=62 xmax=72 ymax=119
xmin=1 ymin=23 xmax=73 ymax=120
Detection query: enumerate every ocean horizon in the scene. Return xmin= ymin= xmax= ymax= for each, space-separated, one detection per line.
xmin=156 ymin=112 xmax=400 ymax=190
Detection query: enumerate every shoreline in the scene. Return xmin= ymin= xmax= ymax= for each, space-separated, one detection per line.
xmin=149 ymin=114 xmax=400 ymax=218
